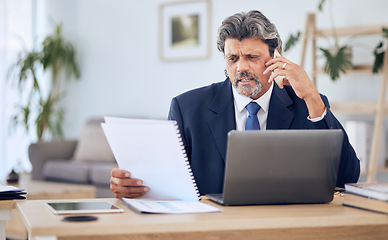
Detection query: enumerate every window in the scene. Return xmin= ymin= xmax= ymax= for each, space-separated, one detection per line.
xmin=0 ymin=0 xmax=34 ymax=179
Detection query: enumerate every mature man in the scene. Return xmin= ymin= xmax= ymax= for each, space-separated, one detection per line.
xmin=110 ymin=10 xmax=360 ymax=198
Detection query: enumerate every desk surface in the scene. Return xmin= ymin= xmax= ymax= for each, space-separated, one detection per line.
xmin=8 ymin=174 xmax=96 ymax=199
xmin=16 ymin=195 xmax=388 ymax=240
xmin=0 ymin=200 xmax=14 ymax=240
xmin=0 ymin=200 xmax=14 ymax=210
xmin=5 ymin=174 xmax=96 ymax=239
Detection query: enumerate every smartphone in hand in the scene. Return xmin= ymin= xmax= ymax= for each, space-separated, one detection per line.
xmin=273 ymin=48 xmax=285 ymax=89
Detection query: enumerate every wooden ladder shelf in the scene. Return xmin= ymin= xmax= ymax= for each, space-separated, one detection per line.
xmin=300 ymin=13 xmax=388 ymax=183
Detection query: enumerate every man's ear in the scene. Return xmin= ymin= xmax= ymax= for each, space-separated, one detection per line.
xmin=224 ymin=69 xmax=229 ymax=78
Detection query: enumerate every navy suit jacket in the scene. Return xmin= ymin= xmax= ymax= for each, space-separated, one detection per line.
xmin=168 ymin=79 xmax=360 ymax=195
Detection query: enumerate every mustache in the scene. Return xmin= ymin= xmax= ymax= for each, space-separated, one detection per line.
xmin=233 ymin=71 xmax=259 ymax=85
xmin=236 ymin=71 xmax=255 ymax=78
xmin=234 ymin=71 xmax=257 ymax=80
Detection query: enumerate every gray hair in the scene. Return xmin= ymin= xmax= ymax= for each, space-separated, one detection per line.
xmin=217 ymin=10 xmax=282 ymax=57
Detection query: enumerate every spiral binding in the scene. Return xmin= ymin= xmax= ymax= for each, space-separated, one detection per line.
xmin=173 ymin=121 xmax=201 ymax=200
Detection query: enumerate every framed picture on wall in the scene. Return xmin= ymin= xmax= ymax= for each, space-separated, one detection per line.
xmin=159 ymin=0 xmax=211 ymax=61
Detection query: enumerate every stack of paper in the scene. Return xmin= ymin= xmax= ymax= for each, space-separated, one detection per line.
xmin=343 ymin=183 xmax=388 ymax=214
xmin=345 ymin=183 xmax=388 ymax=201
xmin=0 ymin=185 xmax=26 ymax=200
xmin=101 ymin=117 xmax=200 ymax=201
xmin=102 ymin=117 xmax=221 ymax=214
xmin=122 ymin=199 xmax=221 ymax=214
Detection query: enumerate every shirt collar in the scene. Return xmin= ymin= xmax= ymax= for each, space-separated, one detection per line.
xmin=232 ymin=82 xmax=273 ymax=113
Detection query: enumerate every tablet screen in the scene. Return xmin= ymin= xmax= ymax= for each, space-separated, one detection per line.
xmin=45 ymin=201 xmax=124 ymax=215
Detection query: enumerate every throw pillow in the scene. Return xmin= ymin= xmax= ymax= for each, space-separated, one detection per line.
xmin=73 ymin=122 xmax=115 ymax=162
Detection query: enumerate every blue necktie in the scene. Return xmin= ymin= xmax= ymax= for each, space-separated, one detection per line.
xmin=245 ymin=102 xmax=261 ymax=130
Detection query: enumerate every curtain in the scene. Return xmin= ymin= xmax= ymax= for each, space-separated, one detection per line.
xmin=0 ymin=0 xmax=33 ymax=179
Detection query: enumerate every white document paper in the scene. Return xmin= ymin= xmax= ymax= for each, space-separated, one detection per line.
xmin=102 ymin=117 xmax=199 ymax=201
xmin=0 ymin=185 xmax=24 ymax=192
xmin=121 ymin=198 xmax=221 ymax=214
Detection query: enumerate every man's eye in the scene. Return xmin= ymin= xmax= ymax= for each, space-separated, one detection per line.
xmin=248 ymin=56 xmax=258 ymax=60
xmin=228 ymin=57 xmax=237 ymax=62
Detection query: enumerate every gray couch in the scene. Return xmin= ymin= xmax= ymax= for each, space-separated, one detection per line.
xmin=29 ymin=119 xmax=118 ymax=198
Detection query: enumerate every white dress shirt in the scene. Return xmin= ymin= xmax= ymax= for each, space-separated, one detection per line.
xmin=232 ymin=82 xmax=326 ymax=131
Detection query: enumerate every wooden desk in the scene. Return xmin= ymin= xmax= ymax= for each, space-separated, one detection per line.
xmin=17 ymin=195 xmax=388 ymax=240
xmin=0 ymin=200 xmax=14 ymax=240
xmin=6 ymin=174 xmax=96 ymax=239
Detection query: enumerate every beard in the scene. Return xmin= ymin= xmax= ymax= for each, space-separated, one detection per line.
xmin=232 ymin=71 xmax=262 ymax=98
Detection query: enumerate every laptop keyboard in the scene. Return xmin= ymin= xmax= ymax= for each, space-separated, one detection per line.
xmin=207 ymin=193 xmax=224 ymax=204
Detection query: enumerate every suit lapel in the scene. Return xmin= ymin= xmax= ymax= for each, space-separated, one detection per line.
xmin=267 ymin=84 xmax=295 ymax=130
xmin=206 ymin=81 xmax=295 ymax=161
xmin=208 ymin=79 xmax=236 ymax=162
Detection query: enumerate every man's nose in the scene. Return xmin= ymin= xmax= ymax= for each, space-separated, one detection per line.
xmin=236 ymin=60 xmax=249 ymax=72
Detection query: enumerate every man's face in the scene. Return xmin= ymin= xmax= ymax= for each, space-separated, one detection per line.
xmin=224 ymin=37 xmax=272 ymax=99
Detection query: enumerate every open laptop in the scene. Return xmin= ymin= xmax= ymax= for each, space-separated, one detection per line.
xmin=207 ymin=129 xmax=343 ymax=206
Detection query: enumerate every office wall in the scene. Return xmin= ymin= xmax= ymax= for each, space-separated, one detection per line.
xmin=35 ymin=0 xmax=388 ymax=138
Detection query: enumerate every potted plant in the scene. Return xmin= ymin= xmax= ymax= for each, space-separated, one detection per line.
xmin=284 ymin=0 xmax=353 ymax=81
xmin=317 ymin=0 xmax=353 ymax=81
xmin=10 ymin=23 xmax=80 ymax=141
xmin=285 ymin=0 xmax=388 ymax=81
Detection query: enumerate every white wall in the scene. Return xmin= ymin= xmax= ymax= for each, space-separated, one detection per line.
xmin=35 ymin=0 xmax=388 ymax=138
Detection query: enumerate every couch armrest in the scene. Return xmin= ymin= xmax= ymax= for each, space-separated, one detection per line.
xmin=28 ymin=140 xmax=78 ymax=180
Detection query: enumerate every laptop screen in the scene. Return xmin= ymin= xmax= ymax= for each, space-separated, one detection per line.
xmin=210 ymin=129 xmax=343 ymax=206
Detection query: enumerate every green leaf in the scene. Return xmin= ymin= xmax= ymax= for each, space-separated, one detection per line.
xmin=41 ymin=23 xmax=80 ymax=88
xmin=14 ymin=51 xmax=41 ymax=93
xmin=320 ymin=45 xmax=353 ymax=81
xmin=372 ymin=41 xmax=385 ymax=74
xmin=284 ymin=31 xmax=301 ymax=52
xmin=318 ymin=0 xmax=326 ymax=12
xmin=372 ymin=27 xmax=388 ymax=74
xmin=382 ymin=27 xmax=388 ymax=38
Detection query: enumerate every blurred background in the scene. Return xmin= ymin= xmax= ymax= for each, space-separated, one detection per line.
xmin=1 ymin=0 xmax=388 ymax=179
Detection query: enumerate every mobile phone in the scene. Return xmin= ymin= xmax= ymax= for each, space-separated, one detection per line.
xmin=273 ymin=49 xmax=285 ymax=89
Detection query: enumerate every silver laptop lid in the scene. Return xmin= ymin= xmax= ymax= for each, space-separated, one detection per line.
xmin=222 ymin=129 xmax=343 ymax=206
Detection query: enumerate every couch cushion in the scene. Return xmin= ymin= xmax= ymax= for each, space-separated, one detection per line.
xmin=43 ymin=160 xmax=91 ymax=183
xmin=90 ymin=162 xmax=118 ymax=186
xmin=73 ymin=120 xmax=115 ymax=162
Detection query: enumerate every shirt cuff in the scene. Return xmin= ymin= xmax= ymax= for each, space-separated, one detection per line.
xmin=307 ymin=108 xmax=327 ymax=122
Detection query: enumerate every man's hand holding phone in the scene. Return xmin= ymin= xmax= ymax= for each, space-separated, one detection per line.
xmin=265 ymin=49 xmax=326 ymax=119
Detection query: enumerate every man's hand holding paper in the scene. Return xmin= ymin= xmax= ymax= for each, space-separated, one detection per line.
xmin=110 ymin=168 xmax=149 ymax=199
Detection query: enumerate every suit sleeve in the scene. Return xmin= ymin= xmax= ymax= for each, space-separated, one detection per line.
xmin=168 ymin=97 xmax=184 ymax=137
xmin=307 ymin=95 xmax=360 ymax=187
xmin=168 ymin=97 xmax=190 ymax=158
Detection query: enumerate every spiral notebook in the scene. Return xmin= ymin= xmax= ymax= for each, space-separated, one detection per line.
xmin=101 ymin=117 xmax=200 ymax=202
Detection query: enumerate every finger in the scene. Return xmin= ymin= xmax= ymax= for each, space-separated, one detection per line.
xmin=111 ymin=185 xmax=150 ymax=198
xmin=265 ymin=56 xmax=289 ymax=66
xmin=268 ymin=69 xmax=287 ymax=83
xmin=263 ymin=62 xmax=287 ymax=75
xmin=110 ymin=176 xmax=143 ymax=187
xmin=111 ymin=168 xmax=131 ymax=178
xmin=111 ymin=185 xmax=149 ymax=194
xmin=114 ymin=192 xmax=146 ymax=199
xmin=283 ymin=78 xmax=291 ymax=86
